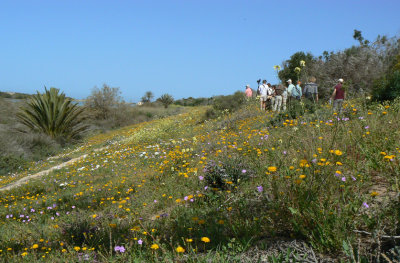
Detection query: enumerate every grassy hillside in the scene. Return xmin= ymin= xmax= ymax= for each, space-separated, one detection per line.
xmin=0 ymin=98 xmax=399 ymax=262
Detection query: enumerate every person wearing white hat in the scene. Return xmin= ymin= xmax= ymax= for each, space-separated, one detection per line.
xmin=331 ymin=78 xmax=346 ymax=113
xmin=286 ymin=79 xmax=295 ymax=96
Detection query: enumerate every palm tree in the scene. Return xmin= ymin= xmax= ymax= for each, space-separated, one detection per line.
xmin=158 ymin=94 xmax=174 ymax=108
xmin=145 ymin=91 xmax=154 ymax=102
xmin=17 ymin=87 xmax=88 ymax=140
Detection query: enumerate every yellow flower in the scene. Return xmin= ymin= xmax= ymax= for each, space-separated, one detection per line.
xmin=74 ymin=246 xmax=81 ymax=252
xmin=294 ymin=67 xmax=301 ymax=73
xmin=300 ymin=60 xmax=306 ymax=67
xmin=268 ymin=166 xmax=277 ymax=172
xmin=334 ymin=150 xmax=343 ymax=156
xmin=151 ymin=244 xmax=159 ymax=250
xmin=299 ymin=175 xmax=306 ymax=179
xmin=176 ymin=246 xmax=185 ymax=253
xmin=201 ymin=237 xmax=210 ymax=243
xmin=32 ymin=244 xmax=39 ymax=249
xmin=185 ymin=238 xmax=193 ymax=243
xmin=61 ymin=249 xmax=67 ymax=253
xmin=21 ymin=252 xmax=28 ymax=257
xmin=92 ymin=214 xmax=97 ymax=219
xmin=370 ymin=191 xmax=379 ymax=197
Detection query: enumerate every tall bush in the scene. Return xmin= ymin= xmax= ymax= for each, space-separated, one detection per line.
xmin=16 ymin=87 xmax=87 ymax=140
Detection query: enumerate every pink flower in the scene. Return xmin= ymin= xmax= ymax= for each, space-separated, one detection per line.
xmin=114 ymin=246 xmax=125 ymax=253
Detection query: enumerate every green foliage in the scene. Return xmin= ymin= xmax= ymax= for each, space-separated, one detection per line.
xmin=371 ymin=71 xmax=400 ymax=101
xmin=157 ymin=94 xmax=174 ymax=108
xmin=278 ymin=51 xmax=314 ymax=83
xmin=16 ymin=87 xmax=88 ymax=141
xmin=203 ymin=156 xmax=252 ymax=190
xmin=213 ymin=91 xmax=245 ymax=112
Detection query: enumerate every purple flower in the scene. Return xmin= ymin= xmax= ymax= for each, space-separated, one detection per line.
xmin=51 ymin=217 xmax=54 ymax=220
xmin=312 ymin=159 xmax=317 ymax=163
xmin=6 ymin=215 xmax=9 ymax=219
xmin=184 ymin=196 xmax=188 ymax=201
xmin=30 ymin=209 xmax=35 ymax=213
xmin=198 ymin=176 xmax=204 ymax=181
xmin=351 ymin=176 xmax=357 ymax=181
xmin=364 ymin=126 xmax=369 ymax=129
xmin=341 ymin=177 xmax=346 ymax=182
xmin=20 ymin=215 xmax=24 ymax=218
xmin=56 ymin=212 xmax=60 ymax=216
xmin=283 ymin=151 xmax=287 ymax=155
xmin=359 ymin=117 xmax=364 ymax=120
xmin=138 ymin=239 xmax=143 ymax=245
xmin=257 ymin=186 xmax=263 ymax=193
xmin=154 ymin=200 xmax=157 ymax=203
xmin=362 ymin=202 xmax=369 ymax=208
xmin=242 ymin=169 xmax=247 ymax=173
xmin=334 ymin=172 xmax=340 ymax=177
xmin=114 ymin=246 xmax=125 ymax=253
xmin=204 ymin=186 xmax=208 ymax=190
xmin=72 ymin=206 xmax=76 ymax=209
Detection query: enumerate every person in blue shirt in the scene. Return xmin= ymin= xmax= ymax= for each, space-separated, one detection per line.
xmin=291 ymin=81 xmax=302 ymax=100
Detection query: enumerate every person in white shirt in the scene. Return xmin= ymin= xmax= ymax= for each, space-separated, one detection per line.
xmin=258 ymin=80 xmax=269 ymax=111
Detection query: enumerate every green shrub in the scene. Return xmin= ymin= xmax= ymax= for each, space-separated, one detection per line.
xmin=213 ymin=91 xmax=245 ymax=113
xmin=17 ymin=87 xmax=88 ymax=140
xmin=372 ymin=71 xmax=400 ymax=101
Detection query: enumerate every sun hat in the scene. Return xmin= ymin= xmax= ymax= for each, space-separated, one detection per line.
xmin=286 ymin=79 xmax=292 ymax=83
xmin=246 ymin=84 xmax=250 ymax=88
xmin=338 ymin=78 xmax=344 ymax=83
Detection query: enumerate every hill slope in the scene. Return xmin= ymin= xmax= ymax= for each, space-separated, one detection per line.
xmin=0 ymin=99 xmax=399 ymax=262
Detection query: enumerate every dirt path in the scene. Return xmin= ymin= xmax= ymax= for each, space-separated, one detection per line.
xmin=0 ymin=147 xmax=107 ymax=192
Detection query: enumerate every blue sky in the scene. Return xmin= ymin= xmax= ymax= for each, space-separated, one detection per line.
xmin=1 ymin=0 xmax=399 ymax=102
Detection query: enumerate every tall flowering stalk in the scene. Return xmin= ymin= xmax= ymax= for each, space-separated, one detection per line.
xmin=274 ymin=65 xmax=281 ymax=83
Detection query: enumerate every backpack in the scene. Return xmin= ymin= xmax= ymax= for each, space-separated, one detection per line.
xmin=275 ymin=86 xmax=284 ymax=96
xmin=257 ymin=86 xmax=261 ymax=96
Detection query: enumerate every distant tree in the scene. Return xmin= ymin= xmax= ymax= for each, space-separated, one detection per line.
xmin=85 ymin=84 xmax=123 ymax=120
xmin=157 ymin=94 xmax=174 ymax=108
xmin=141 ymin=91 xmax=154 ymax=103
xmin=17 ymin=87 xmax=87 ymax=140
xmin=278 ymin=51 xmax=314 ymax=83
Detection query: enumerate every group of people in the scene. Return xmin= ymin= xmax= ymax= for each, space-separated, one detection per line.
xmin=244 ymin=77 xmax=346 ymax=113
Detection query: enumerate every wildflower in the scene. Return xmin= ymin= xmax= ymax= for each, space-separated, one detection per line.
xmin=186 ymin=238 xmax=193 ymax=242
xmin=300 ymin=60 xmax=306 ymax=67
xmin=176 ymin=246 xmax=185 ymax=253
xmin=267 ymin=166 xmax=277 ymax=172
xmin=151 ymin=244 xmax=159 ymax=250
xmin=198 ymin=176 xmax=204 ymax=181
xmin=334 ymin=150 xmax=343 ymax=156
xmin=201 ymin=237 xmax=210 ymax=243
xmin=32 ymin=244 xmax=39 ymax=249
xmin=370 ymin=191 xmax=379 ymax=197
xmin=114 ymin=246 xmax=125 ymax=253
xmin=92 ymin=214 xmax=97 ymax=219
xmin=138 ymin=239 xmax=143 ymax=245
xmin=21 ymin=252 xmax=28 ymax=257
xmin=257 ymin=186 xmax=263 ymax=192
xmin=362 ymin=202 xmax=369 ymax=208
xmin=61 ymin=249 xmax=67 ymax=253
xmin=299 ymin=175 xmax=306 ymax=179
xmin=341 ymin=177 xmax=346 ymax=182
xmin=242 ymin=169 xmax=246 ymax=173
xmin=74 ymin=246 xmax=81 ymax=252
